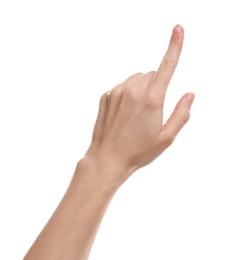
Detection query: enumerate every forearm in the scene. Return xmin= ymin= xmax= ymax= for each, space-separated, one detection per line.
xmin=24 ymin=158 xmax=121 ymax=260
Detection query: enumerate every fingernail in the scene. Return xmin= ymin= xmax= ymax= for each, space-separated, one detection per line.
xmin=173 ymin=24 xmax=183 ymax=36
xmin=186 ymin=93 xmax=195 ymax=106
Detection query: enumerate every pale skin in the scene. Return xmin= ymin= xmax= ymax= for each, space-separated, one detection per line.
xmin=24 ymin=24 xmax=195 ymax=260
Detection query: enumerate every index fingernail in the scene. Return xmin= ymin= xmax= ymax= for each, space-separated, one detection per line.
xmin=173 ymin=24 xmax=183 ymax=36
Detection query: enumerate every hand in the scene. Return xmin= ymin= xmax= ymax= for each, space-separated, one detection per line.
xmin=84 ymin=25 xmax=195 ymax=185
xmin=24 ymin=25 xmax=195 ymax=260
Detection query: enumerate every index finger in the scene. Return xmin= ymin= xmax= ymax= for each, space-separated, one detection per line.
xmin=149 ymin=25 xmax=184 ymax=96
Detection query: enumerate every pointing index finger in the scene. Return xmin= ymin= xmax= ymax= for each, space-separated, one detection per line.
xmin=149 ymin=25 xmax=184 ymax=96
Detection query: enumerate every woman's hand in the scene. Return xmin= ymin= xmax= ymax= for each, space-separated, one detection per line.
xmin=24 ymin=25 xmax=195 ymax=260
xmin=84 ymin=25 xmax=194 ymax=185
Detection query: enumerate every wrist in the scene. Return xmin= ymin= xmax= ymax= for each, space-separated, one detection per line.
xmin=75 ymin=155 xmax=130 ymax=193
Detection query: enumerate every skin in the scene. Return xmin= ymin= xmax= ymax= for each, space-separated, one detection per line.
xmin=24 ymin=24 xmax=195 ymax=260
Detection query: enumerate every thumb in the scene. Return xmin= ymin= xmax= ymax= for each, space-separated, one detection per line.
xmin=162 ymin=92 xmax=195 ymax=140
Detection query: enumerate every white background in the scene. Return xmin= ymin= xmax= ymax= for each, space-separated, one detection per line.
xmin=0 ymin=0 xmax=230 ymax=259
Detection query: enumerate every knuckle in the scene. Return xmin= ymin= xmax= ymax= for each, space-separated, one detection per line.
xmin=100 ymin=91 xmax=108 ymax=105
xmin=144 ymin=92 xmax=163 ymax=110
xmin=122 ymin=87 xmax=137 ymax=102
xmin=109 ymin=88 xmax=122 ymax=101
xmin=144 ymin=97 xmax=156 ymax=110
xmin=160 ymin=57 xmax=177 ymax=71
xmin=134 ymin=72 xmax=144 ymax=77
xmin=120 ymin=87 xmax=143 ymax=109
xmin=146 ymin=70 xmax=156 ymax=77
xmin=177 ymin=109 xmax=190 ymax=125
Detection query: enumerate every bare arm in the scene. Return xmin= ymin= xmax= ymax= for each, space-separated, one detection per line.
xmin=24 ymin=24 xmax=195 ymax=260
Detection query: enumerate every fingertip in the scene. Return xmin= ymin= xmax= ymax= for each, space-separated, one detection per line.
xmin=172 ymin=24 xmax=184 ymax=36
xmin=185 ymin=92 xmax=195 ymax=106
